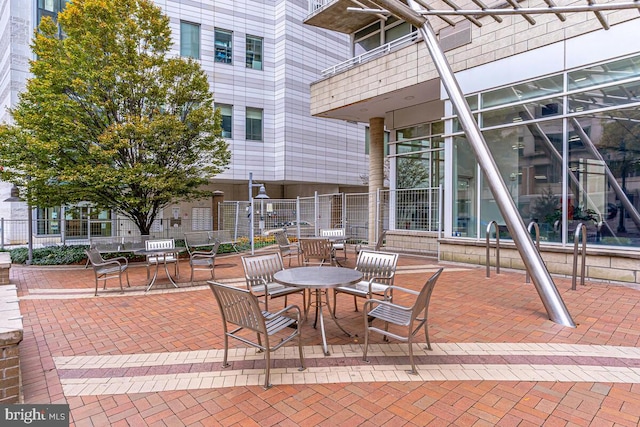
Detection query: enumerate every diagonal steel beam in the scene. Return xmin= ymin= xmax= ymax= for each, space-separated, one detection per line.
xmin=369 ymin=0 xmax=576 ymax=327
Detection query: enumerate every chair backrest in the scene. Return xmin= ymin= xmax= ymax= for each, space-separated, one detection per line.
xmin=355 ymin=250 xmax=399 ymax=285
xmin=273 ymin=230 xmax=291 ymax=248
xmin=210 ymin=230 xmax=237 ymax=244
xmin=145 ymin=238 xmax=175 ymax=251
xmin=410 ymin=268 xmax=443 ymax=322
xmin=85 ymin=248 xmax=106 ymax=266
xmin=320 ymin=228 xmax=345 ymax=237
xmin=184 ymin=231 xmax=218 ymax=255
xmin=184 ymin=231 xmax=213 ymax=247
xmin=209 ymin=282 xmax=266 ymax=335
xmin=89 ymin=236 xmax=122 ymax=252
xmin=241 ymin=252 xmax=285 ymax=288
xmin=299 ymin=238 xmax=332 ymax=264
xmin=121 ymin=235 xmax=149 ymax=251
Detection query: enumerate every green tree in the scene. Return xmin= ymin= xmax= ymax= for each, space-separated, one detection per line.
xmin=0 ymin=0 xmax=230 ymax=235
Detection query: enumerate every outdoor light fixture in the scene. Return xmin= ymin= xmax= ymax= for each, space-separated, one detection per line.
xmin=248 ymin=172 xmax=269 ymax=254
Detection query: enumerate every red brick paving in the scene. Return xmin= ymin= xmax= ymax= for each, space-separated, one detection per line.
xmin=11 ymin=248 xmax=640 ymax=425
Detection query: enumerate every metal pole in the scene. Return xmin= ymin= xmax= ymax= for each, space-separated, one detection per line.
xmin=249 ymin=172 xmax=254 ymax=255
xmin=27 ymin=205 xmax=33 ymax=265
xmin=387 ymin=0 xmax=575 ymax=326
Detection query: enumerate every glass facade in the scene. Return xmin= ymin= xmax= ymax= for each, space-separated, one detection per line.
xmin=393 ymin=122 xmax=444 ymax=231
xmin=450 ymin=54 xmax=640 ymax=248
xmin=353 ymin=16 xmax=414 ymax=56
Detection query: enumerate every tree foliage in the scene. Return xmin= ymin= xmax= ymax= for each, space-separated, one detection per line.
xmin=0 ymin=0 xmax=230 ymax=234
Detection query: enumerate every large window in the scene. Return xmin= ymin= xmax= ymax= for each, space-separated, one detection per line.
xmin=246 ymin=108 xmax=263 ymax=141
xmin=353 ymin=16 xmax=414 ymax=56
xmin=393 ymin=122 xmax=444 ymax=231
xmin=180 ymin=21 xmax=200 ymax=59
xmin=215 ymin=29 xmax=232 ymax=64
xmin=448 ymin=54 xmax=640 ymax=248
xmin=37 ymin=0 xmax=68 ymax=36
xmin=246 ymin=35 xmax=263 ymax=70
xmin=216 ymin=104 xmax=232 ymax=138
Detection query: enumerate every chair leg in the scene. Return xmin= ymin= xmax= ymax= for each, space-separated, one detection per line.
xmin=297 ymin=329 xmax=305 ymax=372
xmin=424 ymin=321 xmax=432 ymax=351
xmin=222 ymin=335 xmax=230 ymax=368
xmin=362 ymin=312 xmax=370 ymax=363
xmin=408 ymin=337 xmax=417 ymax=375
xmin=125 ymin=269 xmax=131 ymax=287
xmin=94 ymin=277 xmax=99 ymax=297
xmin=264 ymin=339 xmax=272 ymax=390
xmin=353 ymin=295 xmax=358 ymax=312
xmin=119 ymin=274 xmax=124 ymax=293
xmin=190 ymin=267 xmax=195 ymax=286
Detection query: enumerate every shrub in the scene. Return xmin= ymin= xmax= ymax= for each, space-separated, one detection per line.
xmin=9 ymin=245 xmax=89 ymax=265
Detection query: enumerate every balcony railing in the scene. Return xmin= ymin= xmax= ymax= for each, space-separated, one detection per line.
xmin=320 ymin=31 xmax=420 ymax=78
xmin=308 ymin=0 xmax=330 ymax=14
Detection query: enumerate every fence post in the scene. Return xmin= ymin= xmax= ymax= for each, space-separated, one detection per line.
xmin=314 ymin=191 xmax=319 ymax=236
xmin=1 ymin=218 xmax=3 ymax=250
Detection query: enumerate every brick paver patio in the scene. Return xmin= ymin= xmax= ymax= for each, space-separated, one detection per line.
xmin=11 ymin=246 xmax=640 ymax=426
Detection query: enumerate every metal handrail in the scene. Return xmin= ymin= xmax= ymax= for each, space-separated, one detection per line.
xmin=572 ymin=223 xmax=587 ymax=290
xmin=525 ymin=221 xmax=540 ymax=284
xmin=320 ymin=31 xmax=420 ymax=78
xmin=486 ymin=220 xmax=500 ymax=278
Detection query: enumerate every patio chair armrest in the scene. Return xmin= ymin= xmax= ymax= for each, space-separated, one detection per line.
xmin=269 ymin=304 xmax=303 ymax=322
xmin=191 ymin=250 xmax=215 ymax=257
xmin=382 ymin=285 xmax=418 ymax=299
xmin=367 ymin=273 xmax=394 ymax=284
xmin=363 ymin=298 xmax=411 ymax=312
xmin=95 ymin=258 xmax=126 ymax=268
xmin=111 ymin=256 xmax=129 ymax=266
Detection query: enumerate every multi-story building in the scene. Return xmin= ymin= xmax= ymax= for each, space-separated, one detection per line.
xmin=0 ymin=0 xmax=367 ymax=239
xmin=305 ymin=0 xmax=640 ymax=283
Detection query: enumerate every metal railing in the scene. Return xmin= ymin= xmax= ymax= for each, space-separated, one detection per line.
xmin=572 ymin=223 xmax=587 ymax=290
xmin=525 ymin=221 xmax=540 ymax=284
xmin=320 ymin=31 xmax=421 ymax=78
xmin=486 ymin=221 xmax=501 ymax=278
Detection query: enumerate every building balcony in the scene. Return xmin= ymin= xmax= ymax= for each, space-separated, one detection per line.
xmin=305 ymin=0 xmax=381 ymax=34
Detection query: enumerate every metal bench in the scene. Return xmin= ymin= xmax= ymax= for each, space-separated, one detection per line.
xmin=85 ymin=235 xmax=148 ymax=267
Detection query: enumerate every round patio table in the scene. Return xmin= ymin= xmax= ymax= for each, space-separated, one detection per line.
xmin=134 ymin=248 xmax=182 ymax=292
xmin=274 ymin=266 xmax=363 ymax=356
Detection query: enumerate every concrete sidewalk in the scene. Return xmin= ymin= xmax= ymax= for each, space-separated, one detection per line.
xmin=12 ymin=248 xmax=640 ymax=426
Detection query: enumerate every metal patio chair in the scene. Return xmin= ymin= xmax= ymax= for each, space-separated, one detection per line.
xmin=299 ymin=238 xmax=333 ymax=266
xmin=273 ymin=230 xmax=301 ymax=267
xmin=241 ymin=252 xmax=306 ymax=312
xmin=333 ymin=250 xmax=399 ymax=313
xmin=320 ymin=228 xmax=347 ymax=261
xmin=85 ymin=248 xmax=130 ymax=296
xmin=208 ymin=281 xmax=305 ymax=389
xmin=184 ymin=232 xmax=220 ymax=285
xmin=362 ymin=268 xmax=443 ymax=375
xmin=144 ymin=238 xmax=179 ymax=279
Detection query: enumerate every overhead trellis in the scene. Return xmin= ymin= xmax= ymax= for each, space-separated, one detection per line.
xmin=347 ymin=0 xmax=640 ymax=30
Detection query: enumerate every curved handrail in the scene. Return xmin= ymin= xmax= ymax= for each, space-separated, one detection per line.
xmin=486 ymin=221 xmax=500 ymax=278
xmin=571 ymin=223 xmax=587 ymax=290
xmin=525 ymin=221 xmax=540 ymax=284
